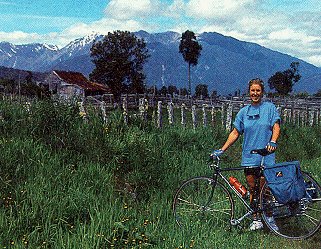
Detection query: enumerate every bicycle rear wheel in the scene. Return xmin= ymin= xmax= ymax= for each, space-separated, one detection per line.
xmin=260 ymin=172 xmax=321 ymax=240
xmin=173 ymin=176 xmax=234 ymax=231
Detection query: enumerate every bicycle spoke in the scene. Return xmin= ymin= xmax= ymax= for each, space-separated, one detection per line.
xmin=173 ymin=177 xmax=234 ymax=229
xmin=300 ymin=213 xmax=319 ymax=224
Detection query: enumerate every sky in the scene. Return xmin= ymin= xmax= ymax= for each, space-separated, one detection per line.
xmin=0 ymin=0 xmax=321 ymax=67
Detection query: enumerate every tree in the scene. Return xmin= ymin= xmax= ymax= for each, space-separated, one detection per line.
xmin=90 ymin=30 xmax=150 ymax=100
xmin=210 ymin=90 xmax=218 ymax=99
xmin=268 ymin=62 xmax=301 ymax=95
xmin=179 ymin=30 xmax=202 ymax=96
xmin=195 ymin=84 xmax=209 ymax=98
xmin=315 ymin=89 xmax=321 ymax=97
xmin=168 ymin=85 xmax=179 ymax=97
xmin=0 ymin=78 xmax=16 ymax=94
xmin=159 ymin=86 xmax=168 ymax=96
xmin=179 ymin=88 xmax=188 ymax=96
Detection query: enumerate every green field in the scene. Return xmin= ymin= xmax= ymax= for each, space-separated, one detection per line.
xmin=0 ymin=99 xmax=320 ymax=248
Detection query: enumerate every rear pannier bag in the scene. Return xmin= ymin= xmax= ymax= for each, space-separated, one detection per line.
xmin=263 ymin=161 xmax=306 ymax=204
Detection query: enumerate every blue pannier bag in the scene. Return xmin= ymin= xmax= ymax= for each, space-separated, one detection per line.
xmin=263 ymin=161 xmax=306 ymax=204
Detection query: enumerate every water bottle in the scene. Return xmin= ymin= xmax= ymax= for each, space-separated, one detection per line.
xmin=229 ymin=176 xmax=248 ymax=198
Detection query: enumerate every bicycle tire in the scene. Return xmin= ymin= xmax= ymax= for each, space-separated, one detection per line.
xmin=260 ymin=171 xmax=321 ymax=240
xmin=173 ymin=176 xmax=234 ymax=231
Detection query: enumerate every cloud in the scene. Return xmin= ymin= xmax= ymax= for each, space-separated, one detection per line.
xmin=269 ymin=29 xmax=319 ymax=43
xmin=186 ymin=0 xmax=255 ymax=19
xmin=64 ymin=18 xmax=144 ymax=35
xmin=104 ymin=0 xmax=160 ymax=19
xmin=165 ymin=0 xmax=186 ymax=18
xmin=305 ymin=55 xmax=321 ymax=66
xmin=47 ymin=17 xmax=152 ymax=47
xmin=0 ymin=31 xmax=40 ymax=43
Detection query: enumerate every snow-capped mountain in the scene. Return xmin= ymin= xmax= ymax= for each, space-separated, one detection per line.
xmin=0 ymin=42 xmax=59 ymax=71
xmin=56 ymin=33 xmax=103 ymax=59
xmin=0 ymin=31 xmax=320 ymax=94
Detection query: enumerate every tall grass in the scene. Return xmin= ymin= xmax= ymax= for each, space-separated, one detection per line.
xmin=0 ymin=98 xmax=320 ymax=248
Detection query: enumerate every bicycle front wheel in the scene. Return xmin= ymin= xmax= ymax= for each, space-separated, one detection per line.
xmin=260 ymin=172 xmax=321 ymax=240
xmin=173 ymin=176 xmax=234 ymax=231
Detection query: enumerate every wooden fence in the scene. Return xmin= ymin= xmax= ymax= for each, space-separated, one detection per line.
xmin=82 ymin=94 xmax=321 ymax=131
xmin=1 ymin=93 xmax=319 ymax=130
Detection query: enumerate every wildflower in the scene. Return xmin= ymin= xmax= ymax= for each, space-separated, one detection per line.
xmin=143 ymin=219 xmax=149 ymax=225
xmin=190 ymin=239 xmax=195 ymax=248
xmin=79 ymin=111 xmax=87 ymax=118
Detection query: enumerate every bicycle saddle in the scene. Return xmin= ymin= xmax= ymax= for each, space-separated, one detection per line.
xmin=250 ymin=148 xmax=273 ymax=156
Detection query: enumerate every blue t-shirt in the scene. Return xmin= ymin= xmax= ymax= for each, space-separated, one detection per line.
xmin=233 ymin=101 xmax=281 ymax=167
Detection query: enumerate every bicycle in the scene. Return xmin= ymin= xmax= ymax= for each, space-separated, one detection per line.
xmin=172 ymin=148 xmax=321 ymax=240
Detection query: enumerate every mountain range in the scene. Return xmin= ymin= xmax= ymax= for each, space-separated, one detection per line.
xmin=0 ymin=31 xmax=320 ymax=95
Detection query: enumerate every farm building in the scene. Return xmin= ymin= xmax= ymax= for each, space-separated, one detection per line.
xmin=44 ymin=70 xmax=110 ymax=99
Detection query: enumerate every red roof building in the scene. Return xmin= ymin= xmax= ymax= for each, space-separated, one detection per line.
xmin=44 ymin=70 xmax=110 ymax=99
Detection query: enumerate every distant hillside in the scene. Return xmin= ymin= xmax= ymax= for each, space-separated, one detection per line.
xmin=0 ymin=31 xmax=320 ymax=94
xmin=0 ymin=66 xmax=47 ymax=82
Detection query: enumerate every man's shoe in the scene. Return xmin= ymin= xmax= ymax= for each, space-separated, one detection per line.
xmin=266 ymin=216 xmax=279 ymax=231
xmin=249 ymin=220 xmax=264 ymax=231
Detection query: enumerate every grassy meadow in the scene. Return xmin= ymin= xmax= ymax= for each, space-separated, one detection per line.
xmin=0 ymin=98 xmax=320 ymax=249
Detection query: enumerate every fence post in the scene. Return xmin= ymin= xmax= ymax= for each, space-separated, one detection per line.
xmin=291 ymin=104 xmax=295 ymax=124
xmin=292 ymin=107 xmax=297 ymax=125
xmin=304 ymin=107 xmax=309 ymax=126
xmin=277 ymin=106 xmax=282 ymax=123
xmin=202 ymin=104 xmax=207 ymax=127
xmin=308 ymin=109 xmax=314 ymax=126
xmin=181 ymin=103 xmax=186 ymax=127
xmin=282 ymin=108 xmax=288 ymax=124
xmin=139 ymin=98 xmax=148 ymax=121
xmin=211 ymin=106 xmax=216 ymax=127
xmin=167 ymin=101 xmax=174 ymax=125
xmin=316 ymin=108 xmax=320 ymax=126
xmin=225 ymin=102 xmax=233 ymax=132
xmin=122 ymin=96 xmax=128 ymax=125
xmin=144 ymin=98 xmax=149 ymax=121
xmin=300 ymin=109 xmax=306 ymax=127
xmin=221 ymin=103 xmax=226 ymax=127
xmin=157 ymin=101 xmax=162 ymax=128
xmin=192 ymin=105 xmax=197 ymax=129
xmin=100 ymin=101 xmax=107 ymax=124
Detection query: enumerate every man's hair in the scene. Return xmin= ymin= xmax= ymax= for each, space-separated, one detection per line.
xmin=248 ymin=78 xmax=264 ymax=93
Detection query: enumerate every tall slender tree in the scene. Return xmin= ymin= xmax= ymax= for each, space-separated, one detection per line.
xmin=90 ymin=30 xmax=149 ymax=100
xmin=179 ymin=30 xmax=202 ymax=96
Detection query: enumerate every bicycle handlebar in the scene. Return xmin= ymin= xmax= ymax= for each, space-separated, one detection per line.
xmin=209 ymin=148 xmax=274 ymax=164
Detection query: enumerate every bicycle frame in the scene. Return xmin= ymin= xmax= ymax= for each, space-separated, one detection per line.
xmin=209 ymin=156 xmax=264 ymax=226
